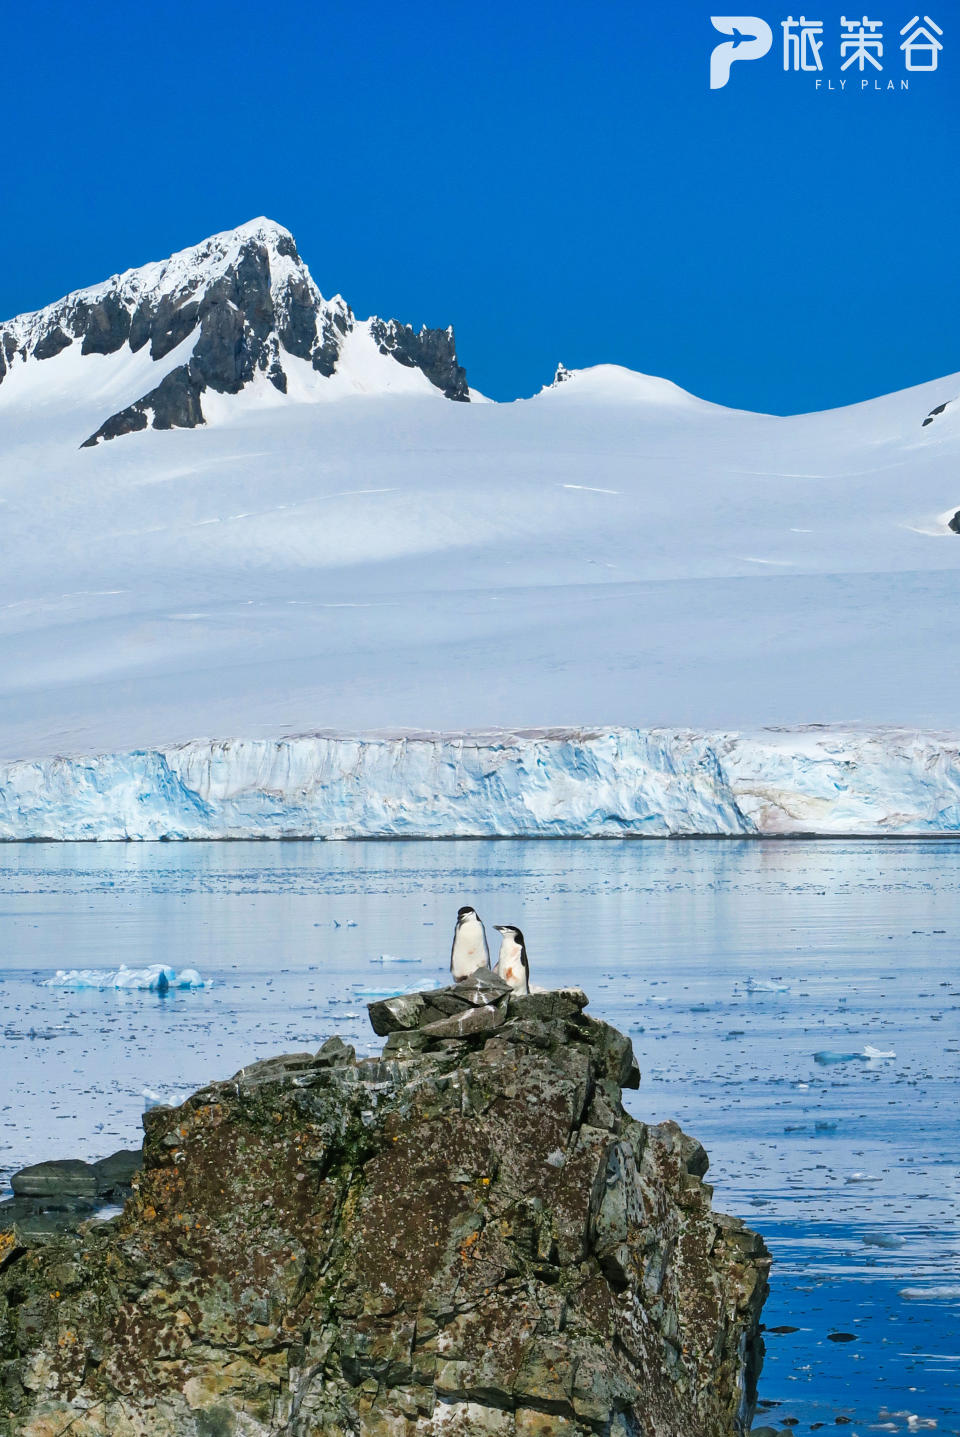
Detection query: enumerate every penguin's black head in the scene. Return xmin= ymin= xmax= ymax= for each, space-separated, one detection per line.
xmin=495 ymin=925 xmax=524 ymax=945
xmin=457 ymin=906 xmax=476 ymax=919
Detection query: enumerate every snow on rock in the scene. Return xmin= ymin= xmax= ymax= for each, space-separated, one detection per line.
xmin=0 ymin=218 xmax=469 ymax=445
xmin=0 ymin=727 xmax=957 ymax=840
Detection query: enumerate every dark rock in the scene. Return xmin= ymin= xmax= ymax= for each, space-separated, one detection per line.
xmin=453 ymin=968 xmax=513 ymax=1002
xmin=0 ymin=989 xmax=770 ymax=1436
xmin=91 ymin=1150 xmax=141 ymax=1194
xmin=313 ymin=1035 xmax=356 ymax=1067
xmin=79 ymin=294 xmax=131 ymax=356
xmin=949 ymin=510 xmax=960 ymax=534
xmin=141 ymin=295 xmax=201 ymax=359
xmin=922 ymin=400 xmax=949 ymax=426
xmin=508 ymin=988 xmax=588 ymax=1023
xmin=31 ymin=325 xmax=72 ymax=361
xmin=370 ymin=317 xmax=470 ymax=400
xmin=419 ymin=1001 xmax=506 ymax=1039
xmin=82 ymin=365 xmax=204 ymax=446
xmin=10 ymin=1159 xmax=97 ymax=1200
xmin=368 ymin=990 xmax=429 ymax=1035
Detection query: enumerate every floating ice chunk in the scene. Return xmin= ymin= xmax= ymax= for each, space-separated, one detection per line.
xmin=741 ymin=977 xmax=790 ymax=993
xmin=900 ymin=1285 xmax=960 ymax=1301
xmin=813 ymin=1050 xmax=864 ymax=1065
xmin=862 ymin=1232 xmax=906 ymax=1248
xmin=42 ymin=964 xmax=210 ymax=991
xmin=353 ymin=986 xmax=411 ymax=999
xmin=845 ymin=1172 xmax=883 ymax=1183
xmin=862 ymin=1044 xmax=896 ymax=1059
xmin=142 ymin=1087 xmax=188 ymax=1110
xmin=370 ymin=954 xmax=423 ymax=964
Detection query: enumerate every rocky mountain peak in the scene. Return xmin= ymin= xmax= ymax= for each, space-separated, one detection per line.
xmin=0 ymin=219 xmax=470 ymax=447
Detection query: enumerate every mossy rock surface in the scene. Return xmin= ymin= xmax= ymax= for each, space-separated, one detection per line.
xmin=0 ymin=982 xmax=770 ymax=1436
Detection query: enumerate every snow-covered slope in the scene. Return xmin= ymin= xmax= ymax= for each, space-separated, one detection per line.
xmin=1 ymin=219 xmax=959 ymax=835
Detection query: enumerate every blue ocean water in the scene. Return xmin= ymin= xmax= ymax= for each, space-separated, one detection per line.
xmin=0 ymin=837 xmax=957 ymax=1433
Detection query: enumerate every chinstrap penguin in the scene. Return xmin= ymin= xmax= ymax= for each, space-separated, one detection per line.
xmin=493 ymin=924 xmax=530 ymax=994
xmin=450 ymin=905 xmax=490 ymax=980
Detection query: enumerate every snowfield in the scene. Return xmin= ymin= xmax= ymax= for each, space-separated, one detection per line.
xmin=1 ymin=220 xmax=959 ymax=836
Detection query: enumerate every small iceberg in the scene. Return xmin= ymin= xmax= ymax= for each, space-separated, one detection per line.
xmin=42 ymin=964 xmax=210 ymax=992
xmin=741 ymin=977 xmax=790 ymax=993
xmin=862 ymin=1044 xmax=896 ymax=1059
xmin=813 ymin=1050 xmax=863 ymax=1065
xmin=142 ymin=1086 xmax=189 ymax=1110
xmin=899 ymin=1284 xmax=960 ymax=1301
xmin=370 ymin=954 xmax=423 ymax=965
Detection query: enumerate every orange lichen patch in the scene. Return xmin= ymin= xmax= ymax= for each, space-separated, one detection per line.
xmin=0 ymin=1230 xmax=17 ymax=1265
xmin=459 ymin=1231 xmax=481 ymax=1260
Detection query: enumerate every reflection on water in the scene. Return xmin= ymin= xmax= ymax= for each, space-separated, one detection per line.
xmin=0 ymin=838 xmax=958 ymax=1431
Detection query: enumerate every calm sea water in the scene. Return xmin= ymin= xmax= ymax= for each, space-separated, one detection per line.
xmin=1 ymin=838 xmax=958 ymax=1433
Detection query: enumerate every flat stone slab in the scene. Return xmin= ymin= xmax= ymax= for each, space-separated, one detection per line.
xmin=11 ymin=1160 xmax=97 ymax=1200
xmin=419 ymin=1003 xmax=507 ymax=1039
xmin=369 ymin=972 xmax=524 ymax=1036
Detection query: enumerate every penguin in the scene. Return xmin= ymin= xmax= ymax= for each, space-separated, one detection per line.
xmin=450 ymin=905 xmax=490 ymax=980
xmin=493 ymin=924 xmax=530 ymax=994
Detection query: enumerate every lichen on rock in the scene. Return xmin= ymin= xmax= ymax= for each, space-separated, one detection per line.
xmin=0 ymin=973 xmax=770 ymax=1435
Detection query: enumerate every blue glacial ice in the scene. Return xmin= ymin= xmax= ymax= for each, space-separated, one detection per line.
xmin=0 ymin=725 xmax=959 ymax=839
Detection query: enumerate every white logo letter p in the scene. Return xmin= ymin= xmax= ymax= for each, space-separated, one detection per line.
xmin=710 ymin=16 xmax=773 ymax=88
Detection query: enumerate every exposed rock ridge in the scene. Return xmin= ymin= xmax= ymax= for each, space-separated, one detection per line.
xmin=0 ymin=975 xmax=770 ymax=1436
xmin=0 ymin=219 xmax=470 ymax=444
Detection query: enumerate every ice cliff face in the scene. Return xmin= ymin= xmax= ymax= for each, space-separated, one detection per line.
xmin=0 ymin=218 xmax=469 ymax=445
xmin=0 ymin=727 xmax=957 ymax=840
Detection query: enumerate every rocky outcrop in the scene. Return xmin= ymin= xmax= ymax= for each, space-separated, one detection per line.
xmin=369 ymin=319 xmax=469 ymax=401
xmin=0 ymin=219 xmax=471 ymax=445
xmin=922 ymin=398 xmax=953 ymax=426
xmin=0 ymin=977 xmax=769 ymax=1436
xmin=0 ymin=1149 xmax=141 ymax=1244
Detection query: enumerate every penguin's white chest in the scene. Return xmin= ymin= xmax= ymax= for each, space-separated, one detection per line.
xmin=496 ymin=939 xmax=528 ymax=993
xmin=451 ymin=918 xmax=487 ymax=978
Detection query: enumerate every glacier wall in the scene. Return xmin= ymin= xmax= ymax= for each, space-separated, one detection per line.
xmin=0 ymin=727 xmax=959 ymax=840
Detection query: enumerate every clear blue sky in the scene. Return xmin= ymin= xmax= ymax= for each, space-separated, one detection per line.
xmin=2 ymin=0 xmax=957 ymax=411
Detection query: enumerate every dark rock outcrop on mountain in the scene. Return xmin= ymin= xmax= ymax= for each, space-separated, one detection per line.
xmin=0 ymin=220 xmax=471 ymax=447
xmin=949 ymin=509 xmax=960 ymax=534
xmin=0 ymin=978 xmax=769 ymax=1436
xmin=922 ymin=400 xmax=950 ymax=426
xmin=370 ymin=318 xmax=469 ymax=401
